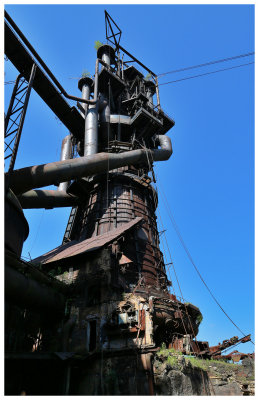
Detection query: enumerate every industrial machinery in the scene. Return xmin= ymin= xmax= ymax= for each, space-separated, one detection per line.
xmin=4 ymin=10 xmax=252 ymax=395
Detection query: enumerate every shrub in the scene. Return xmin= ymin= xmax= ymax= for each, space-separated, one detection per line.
xmin=94 ymin=40 xmax=103 ymax=50
xmin=81 ymin=69 xmax=90 ymax=78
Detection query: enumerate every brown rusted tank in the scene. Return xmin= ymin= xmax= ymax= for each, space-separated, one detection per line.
xmin=68 ymin=166 xmax=169 ymax=292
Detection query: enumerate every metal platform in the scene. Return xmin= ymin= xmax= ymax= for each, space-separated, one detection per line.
xmin=98 ymin=66 xmax=126 ymax=98
xmin=124 ymin=66 xmax=144 ymax=81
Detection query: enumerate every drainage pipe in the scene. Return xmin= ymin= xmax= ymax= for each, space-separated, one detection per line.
xmin=18 ymin=190 xmax=79 ymax=209
xmin=8 ymin=135 xmax=172 ymax=195
xmin=58 ymin=134 xmax=72 ymax=192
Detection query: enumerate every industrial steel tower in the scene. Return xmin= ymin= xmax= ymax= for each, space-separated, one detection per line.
xmin=5 ymin=11 xmax=205 ymax=395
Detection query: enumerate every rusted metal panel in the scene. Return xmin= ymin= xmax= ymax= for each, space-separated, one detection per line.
xmin=172 ymin=338 xmax=184 ymax=352
xmin=32 ymin=217 xmax=143 ymax=265
xmin=214 ymin=350 xmax=255 ymax=361
xmin=174 ymin=311 xmax=182 ymax=319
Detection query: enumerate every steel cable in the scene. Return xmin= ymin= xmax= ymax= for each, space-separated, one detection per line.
xmin=157 ymin=52 xmax=254 ymax=77
xmin=158 ymin=182 xmax=254 ymax=346
xmin=159 ymin=62 xmax=254 ymax=86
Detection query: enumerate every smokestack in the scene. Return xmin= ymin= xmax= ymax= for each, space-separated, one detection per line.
xmin=97 ymin=44 xmax=115 ymax=68
xmin=78 ymin=76 xmax=94 ymax=113
xmin=82 ymin=62 xmax=100 ymax=156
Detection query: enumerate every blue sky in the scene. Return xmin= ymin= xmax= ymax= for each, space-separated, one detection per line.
xmin=4 ymin=4 xmax=254 ymax=353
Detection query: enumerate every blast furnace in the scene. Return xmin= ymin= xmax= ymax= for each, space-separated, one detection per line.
xmin=5 ymin=11 xmax=203 ymax=395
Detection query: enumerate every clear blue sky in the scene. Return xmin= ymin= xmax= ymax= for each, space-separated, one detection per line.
xmin=4 ymin=4 xmax=254 ymax=354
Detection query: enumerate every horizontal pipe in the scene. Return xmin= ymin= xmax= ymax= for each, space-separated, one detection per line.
xmin=5 ymin=264 xmax=65 ymax=314
xmin=18 ymin=190 xmax=79 ymax=209
xmin=9 ymin=135 xmax=172 ymax=195
xmin=109 ymin=114 xmax=131 ymax=125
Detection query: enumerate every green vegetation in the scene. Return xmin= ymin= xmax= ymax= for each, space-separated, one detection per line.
xmin=81 ymin=69 xmax=91 ymax=78
xmin=144 ymin=72 xmax=152 ymax=81
xmin=167 ymin=355 xmax=179 ymax=368
xmin=185 ymin=357 xmax=240 ymax=371
xmin=196 ymin=313 xmax=203 ymax=325
xmin=94 ymin=40 xmax=103 ymax=50
xmin=185 ymin=357 xmax=207 ymax=371
xmin=156 ymin=344 xmax=242 ymax=373
xmin=157 ymin=343 xmax=182 ymax=357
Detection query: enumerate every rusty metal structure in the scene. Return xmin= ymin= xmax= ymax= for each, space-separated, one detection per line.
xmin=4 ymin=10 xmax=252 ymax=395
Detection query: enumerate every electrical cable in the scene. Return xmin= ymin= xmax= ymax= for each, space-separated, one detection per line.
xmin=145 ymin=146 xmax=207 ymax=365
xmin=28 ymin=209 xmax=45 ymax=254
xmin=157 ymin=52 xmax=254 ymax=77
xmin=158 ymin=182 xmax=254 ymax=346
xmin=159 ymin=62 xmax=254 ymax=86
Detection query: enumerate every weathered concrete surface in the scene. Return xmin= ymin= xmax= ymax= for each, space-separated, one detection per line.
xmin=153 ymin=350 xmax=255 ymax=396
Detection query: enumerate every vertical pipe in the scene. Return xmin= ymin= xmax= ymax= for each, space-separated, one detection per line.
xmin=78 ymin=76 xmax=93 ymax=114
xmin=84 ymin=105 xmax=99 ymax=156
xmin=155 ymin=77 xmax=161 ymax=111
xmin=97 ymin=45 xmax=115 ymax=70
xmin=79 ymin=63 xmax=99 ymax=156
xmin=146 ymin=87 xmax=153 ymax=105
xmin=82 ymin=85 xmax=90 ymax=113
xmin=58 ymin=134 xmax=72 ymax=192
xmin=121 ymin=54 xmax=124 ymax=81
xmin=100 ymin=100 xmax=110 ymax=144
xmin=102 ymin=52 xmax=110 ymax=67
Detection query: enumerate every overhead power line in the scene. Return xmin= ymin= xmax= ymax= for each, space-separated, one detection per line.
xmin=4 ymin=80 xmax=16 ymax=85
xmin=159 ymin=62 xmax=254 ymax=86
xmin=158 ymin=182 xmax=254 ymax=346
xmin=158 ymin=51 xmax=254 ymax=77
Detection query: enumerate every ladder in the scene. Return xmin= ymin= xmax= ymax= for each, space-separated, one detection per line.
xmin=62 ymin=205 xmax=78 ymax=244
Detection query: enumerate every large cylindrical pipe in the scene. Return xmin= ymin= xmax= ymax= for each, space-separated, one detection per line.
xmin=18 ymin=190 xmax=79 ymax=209
xmin=84 ymin=62 xmax=99 ymax=156
xmin=9 ymin=135 xmax=172 ymax=195
xmin=153 ymin=135 xmax=173 ymax=161
xmin=100 ymin=96 xmax=110 ymax=143
xmin=84 ymin=105 xmax=98 ymax=156
xmin=97 ymin=44 xmax=115 ymax=68
xmin=109 ymin=114 xmax=131 ymax=125
xmin=78 ymin=76 xmax=94 ymax=114
xmin=58 ymin=134 xmax=72 ymax=192
xmin=5 ymin=265 xmax=65 ymax=314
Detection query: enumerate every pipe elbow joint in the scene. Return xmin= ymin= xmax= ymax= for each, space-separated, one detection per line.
xmin=153 ymin=135 xmax=173 ymax=161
